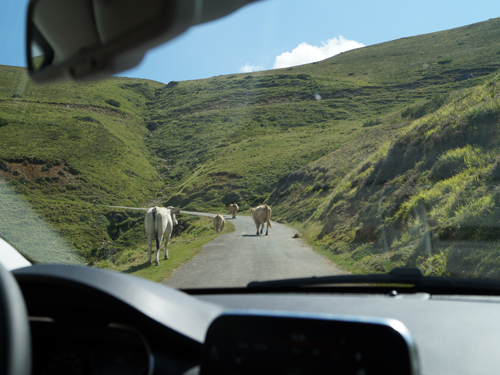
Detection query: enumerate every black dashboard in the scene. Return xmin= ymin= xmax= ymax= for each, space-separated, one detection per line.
xmin=11 ymin=264 xmax=500 ymax=375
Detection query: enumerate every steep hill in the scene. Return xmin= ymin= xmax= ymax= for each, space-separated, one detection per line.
xmin=1 ymin=17 xmax=500 ymax=272
xmin=147 ymin=17 xmax=500 ymax=213
xmin=0 ymin=66 xmax=165 ymax=262
xmin=276 ymin=74 xmax=500 ymax=279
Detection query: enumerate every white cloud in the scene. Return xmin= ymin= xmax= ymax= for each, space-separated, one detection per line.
xmin=272 ymin=36 xmax=365 ymax=69
xmin=239 ymin=63 xmax=263 ymax=73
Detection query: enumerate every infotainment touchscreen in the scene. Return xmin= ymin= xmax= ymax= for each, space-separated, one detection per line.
xmin=201 ymin=311 xmax=419 ymax=375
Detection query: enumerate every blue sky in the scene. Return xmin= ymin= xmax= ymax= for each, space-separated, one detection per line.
xmin=2 ymin=0 xmax=500 ymax=84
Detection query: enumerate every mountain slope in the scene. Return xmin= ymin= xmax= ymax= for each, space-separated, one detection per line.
xmin=0 ymin=66 xmax=165 ymax=262
xmin=2 ymin=17 xmax=500 ymax=271
xmin=147 ymin=17 xmax=500 ymax=213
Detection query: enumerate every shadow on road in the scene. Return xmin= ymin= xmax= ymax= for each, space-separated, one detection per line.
xmin=242 ymin=234 xmax=262 ymax=237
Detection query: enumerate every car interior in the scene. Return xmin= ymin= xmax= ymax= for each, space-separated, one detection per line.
xmin=3 ymin=1 xmax=500 ymax=375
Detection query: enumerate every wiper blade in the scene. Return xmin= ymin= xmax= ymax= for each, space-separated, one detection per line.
xmin=247 ymin=268 xmax=424 ymax=288
xmin=247 ymin=268 xmax=500 ymax=294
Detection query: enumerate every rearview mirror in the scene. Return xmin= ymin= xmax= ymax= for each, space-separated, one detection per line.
xmin=26 ymin=0 xmax=257 ymax=83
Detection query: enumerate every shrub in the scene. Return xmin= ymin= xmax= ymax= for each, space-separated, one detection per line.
xmin=74 ymin=115 xmax=100 ymax=124
xmin=58 ymin=170 xmax=65 ymax=176
xmin=0 ymin=118 xmax=8 ymax=127
xmin=146 ymin=121 xmax=158 ymax=131
xmin=363 ymin=118 xmax=382 ymax=127
xmin=105 ymin=99 xmax=121 ymax=107
xmin=13 ymin=170 xmax=20 ymax=176
xmin=401 ymin=94 xmax=447 ymax=120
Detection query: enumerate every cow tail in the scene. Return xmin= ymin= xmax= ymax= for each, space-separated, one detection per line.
xmin=267 ymin=206 xmax=272 ymax=228
xmin=153 ymin=207 xmax=160 ymax=251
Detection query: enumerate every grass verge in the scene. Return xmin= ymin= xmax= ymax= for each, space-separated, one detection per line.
xmin=93 ymin=215 xmax=234 ymax=282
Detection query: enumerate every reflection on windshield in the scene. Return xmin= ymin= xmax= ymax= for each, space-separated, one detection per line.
xmin=0 ymin=177 xmax=81 ymax=264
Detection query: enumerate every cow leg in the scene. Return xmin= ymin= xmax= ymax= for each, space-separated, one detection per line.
xmin=265 ymin=223 xmax=269 ymax=236
xmin=155 ymin=234 xmax=163 ymax=266
xmin=147 ymin=237 xmax=153 ymax=266
xmin=164 ymin=230 xmax=172 ymax=260
xmin=260 ymin=223 xmax=264 ymax=235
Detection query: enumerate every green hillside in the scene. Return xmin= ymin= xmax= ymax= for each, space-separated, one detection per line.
xmin=278 ymin=74 xmax=500 ymax=279
xmin=1 ymin=17 xmax=500 ymax=276
xmin=0 ymin=66 xmax=165 ymax=262
xmin=147 ymin=17 xmax=500 ymax=212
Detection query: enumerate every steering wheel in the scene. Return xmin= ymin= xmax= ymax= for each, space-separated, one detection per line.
xmin=0 ymin=263 xmax=31 ymax=375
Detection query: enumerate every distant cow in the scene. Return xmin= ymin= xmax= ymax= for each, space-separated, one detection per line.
xmin=213 ymin=214 xmax=225 ymax=233
xmin=145 ymin=206 xmax=179 ymax=266
xmin=229 ymin=203 xmax=239 ymax=219
xmin=251 ymin=205 xmax=272 ymax=236
xmin=453 ymin=73 xmax=473 ymax=82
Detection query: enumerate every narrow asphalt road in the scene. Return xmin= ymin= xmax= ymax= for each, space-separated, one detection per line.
xmin=162 ymin=211 xmax=347 ymax=289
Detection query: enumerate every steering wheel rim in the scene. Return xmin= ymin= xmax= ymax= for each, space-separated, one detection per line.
xmin=0 ymin=263 xmax=31 ymax=375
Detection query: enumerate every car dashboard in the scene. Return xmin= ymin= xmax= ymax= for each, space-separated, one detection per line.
xmin=11 ymin=264 xmax=500 ymax=375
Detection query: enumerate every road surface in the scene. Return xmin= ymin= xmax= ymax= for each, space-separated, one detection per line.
xmin=162 ymin=211 xmax=346 ymax=289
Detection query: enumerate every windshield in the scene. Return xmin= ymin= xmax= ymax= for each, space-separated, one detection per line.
xmin=2 ymin=0 xmax=500 ymax=287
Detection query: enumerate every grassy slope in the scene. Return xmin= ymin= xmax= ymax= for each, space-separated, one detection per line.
xmin=147 ymin=17 xmax=500 ymax=215
xmin=95 ymin=214 xmax=234 ymax=282
xmin=0 ymin=66 xmax=165 ymax=262
xmin=276 ymin=72 xmax=500 ymax=279
xmin=1 ymin=17 xmax=500 ymax=277
xmin=265 ymin=18 xmax=500 ymax=279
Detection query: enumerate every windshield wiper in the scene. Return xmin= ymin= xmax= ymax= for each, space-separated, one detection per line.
xmin=247 ymin=268 xmax=500 ymax=295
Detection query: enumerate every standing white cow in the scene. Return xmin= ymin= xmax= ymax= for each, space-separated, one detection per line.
xmin=229 ymin=203 xmax=239 ymax=219
xmin=251 ymin=205 xmax=272 ymax=236
xmin=145 ymin=206 xmax=179 ymax=266
xmin=213 ymin=214 xmax=225 ymax=233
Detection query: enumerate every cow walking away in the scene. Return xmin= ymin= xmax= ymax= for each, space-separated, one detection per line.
xmin=251 ymin=205 xmax=272 ymax=236
xmin=229 ymin=203 xmax=239 ymax=219
xmin=213 ymin=214 xmax=225 ymax=233
xmin=145 ymin=206 xmax=179 ymax=266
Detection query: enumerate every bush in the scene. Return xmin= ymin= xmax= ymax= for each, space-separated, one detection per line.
xmin=105 ymin=99 xmax=121 ymax=108
xmin=146 ymin=121 xmax=158 ymax=131
xmin=363 ymin=118 xmax=382 ymax=127
xmin=0 ymin=118 xmax=8 ymax=127
xmin=401 ymin=94 xmax=447 ymax=120
xmin=74 ymin=115 xmax=101 ymax=124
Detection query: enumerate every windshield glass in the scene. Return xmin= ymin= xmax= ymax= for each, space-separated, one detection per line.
xmin=2 ymin=0 xmax=500 ymax=287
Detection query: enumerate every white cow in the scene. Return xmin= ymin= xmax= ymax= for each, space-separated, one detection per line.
xmin=251 ymin=205 xmax=272 ymax=236
xmin=213 ymin=214 xmax=226 ymax=233
xmin=145 ymin=206 xmax=179 ymax=266
xmin=229 ymin=203 xmax=239 ymax=219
